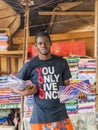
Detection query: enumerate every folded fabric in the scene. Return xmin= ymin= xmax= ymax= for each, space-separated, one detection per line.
xmin=0 ymin=117 xmax=8 ymax=123
xmin=59 ymin=80 xmax=94 ymax=103
xmin=0 ymin=36 xmax=8 ymax=40
xmin=0 ymin=76 xmax=32 ymax=90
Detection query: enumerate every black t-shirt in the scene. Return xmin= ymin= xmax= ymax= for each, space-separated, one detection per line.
xmin=17 ymin=55 xmax=71 ymax=123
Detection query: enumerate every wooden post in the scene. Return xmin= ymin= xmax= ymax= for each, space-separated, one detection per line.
xmin=21 ymin=1 xmax=30 ymax=130
xmin=20 ymin=0 xmax=34 ymax=129
xmin=23 ymin=1 xmax=29 ymax=64
xmin=95 ymin=0 xmax=98 ymax=111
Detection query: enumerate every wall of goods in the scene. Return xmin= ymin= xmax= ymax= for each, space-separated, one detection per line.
xmin=65 ymin=57 xmax=97 ymax=130
xmin=0 ymin=30 xmax=22 ymax=130
xmin=23 ymin=57 xmax=97 ymax=130
xmin=0 ymin=30 xmax=97 ymax=130
xmin=23 ymin=41 xmax=97 ymax=130
xmin=0 ymin=78 xmax=21 ymax=130
xmin=0 ymin=29 xmax=23 ymax=76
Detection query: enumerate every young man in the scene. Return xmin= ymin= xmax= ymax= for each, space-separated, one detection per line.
xmin=11 ymin=31 xmax=87 ymax=130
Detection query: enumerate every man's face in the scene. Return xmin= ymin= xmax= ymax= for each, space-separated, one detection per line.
xmin=35 ymin=36 xmax=51 ymax=55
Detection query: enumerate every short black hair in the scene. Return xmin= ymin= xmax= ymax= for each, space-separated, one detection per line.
xmin=35 ymin=30 xmax=51 ymax=43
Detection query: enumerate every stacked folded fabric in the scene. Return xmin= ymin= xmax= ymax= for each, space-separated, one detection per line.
xmin=24 ymin=95 xmax=34 ymax=118
xmin=0 ymin=88 xmax=21 ymax=109
xmin=78 ymin=95 xmax=96 ymax=113
xmin=9 ymin=93 xmax=21 ymax=104
xmin=64 ymin=57 xmax=96 ymax=115
xmin=65 ymin=99 xmax=78 ymax=114
xmin=0 ymin=103 xmax=20 ymax=109
xmin=0 ymin=31 xmax=9 ymax=51
xmin=59 ymin=80 xmax=94 ymax=103
xmin=0 ymin=76 xmax=21 ymax=109
xmin=66 ymin=57 xmax=80 ymax=81
xmin=78 ymin=58 xmax=96 ymax=86
xmin=0 ymin=88 xmax=10 ymax=103
xmin=0 ymin=76 xmax=31 ymax=90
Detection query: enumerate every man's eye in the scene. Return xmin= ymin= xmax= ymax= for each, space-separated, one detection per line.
xmin=37 ymin=42 xmax=42 ymax=45
xmin=37 ymin=41 xmax=50 ymax=45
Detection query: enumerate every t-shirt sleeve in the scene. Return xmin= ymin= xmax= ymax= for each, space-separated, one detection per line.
xmin=62 ymin=59 xmax=71 ymax=81
xmin=16 ymin=62 xmax=30 ymax=80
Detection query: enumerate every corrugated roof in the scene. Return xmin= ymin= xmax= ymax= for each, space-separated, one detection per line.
xmin=1 ymin=0 xmax=95 ymax=35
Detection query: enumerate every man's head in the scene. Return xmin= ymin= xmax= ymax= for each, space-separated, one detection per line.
xmin=35 ymin=31 xmax=52 ymax=56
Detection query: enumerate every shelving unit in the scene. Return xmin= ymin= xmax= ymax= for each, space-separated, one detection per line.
xmin=0 ymin=27 xmax=24 ymax=130
xmin=0 ymin=50 xmax=23 ymax=76
xmin=0 ymin=49 xmax=24 ymax=130
xmin=0 ymin=87 xmax=21 ymax=130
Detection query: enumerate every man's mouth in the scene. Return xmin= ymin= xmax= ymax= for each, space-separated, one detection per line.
xmin=41 ymin=48 xmax=47 ymax=51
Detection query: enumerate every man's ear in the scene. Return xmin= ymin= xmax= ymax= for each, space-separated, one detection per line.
xmin=50 ymin=41 xmax=52 ymax=46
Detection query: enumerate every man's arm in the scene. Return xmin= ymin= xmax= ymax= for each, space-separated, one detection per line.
xmin=10 ymin=84 xmax=38 ymax=96
xmin=64 ymin=79 xmax=70 ymax=86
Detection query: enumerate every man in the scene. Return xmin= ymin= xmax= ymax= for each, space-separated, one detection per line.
xmin=11 ymin=31 xmax=87 ymax=130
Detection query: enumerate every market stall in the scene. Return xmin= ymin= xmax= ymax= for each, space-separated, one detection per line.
xmin=0 ymin=0 xmax=98 ymax=130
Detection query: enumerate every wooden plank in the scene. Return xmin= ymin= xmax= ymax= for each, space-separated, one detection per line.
xmin=23 ymin=2 xmax=29 ymax=64
xmin=12 ymin=31 xmax=94 ymax=44
xmin=84 ymin=38 xmax=94 ymax=57
xmin=11 ymin=57 xmax=15 ymax=73
xmin=56 ymin=2 xmax=83 ymax=11
xmin=10 ymin=57 xmax=23 ymax=74
xmin=51 ymin=31 xmax=94 ymax=41
xmin=1 ymin=57 xmax=6 ymax=75
xmin=15 ymin=58 xmax=18 ymax=73
xmin=0 ymin=50 xmax=23 ymax=75
xmin=39 ymin=11 xmax=95 ymax=16
xmin=18 ymin=58 xmax=23 ymax=72
xmin=0 ymin=50 xmax=23 ymax=55
xmin=6 ymin=57 xmax=11 ymax=74
xmin=0 ymin=28 xmax=10 ymax=37
xmin=0 ymin=57 xmax=23 ymax=75
xmin=95 ymin=0 xmax=98 ymax=112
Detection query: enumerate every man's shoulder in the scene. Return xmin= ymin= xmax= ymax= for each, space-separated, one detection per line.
xmin=52 ymin=55 xmax=66 ymax=61
xmin=28 ymin=56 xmax=38 ymax=62
xmin=24 ymin=56 xmax=38 ymax=66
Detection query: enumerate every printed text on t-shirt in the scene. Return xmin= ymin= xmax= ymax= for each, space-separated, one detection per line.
xmin=36 ymin=67 xmax=60 ymax=99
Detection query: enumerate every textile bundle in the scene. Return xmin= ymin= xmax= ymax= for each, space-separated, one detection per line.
xmin=0 ymin=31 xmax=9 ymax=50
xmin=59 ymin=80 xmax=94 ymax=103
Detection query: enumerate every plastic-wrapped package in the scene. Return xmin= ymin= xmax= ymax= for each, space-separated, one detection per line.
xmin=0 ymin=76 xmax=31 ymax=90
xmin=59 ymin=80 xmax=94 ymax=103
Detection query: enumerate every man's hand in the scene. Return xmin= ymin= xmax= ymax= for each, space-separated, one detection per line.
xmin=24 ymin=83 xmax=38 ymax=96
xmin=10 ymin=80 xmax=38 ymax=96
xmin=77 ymin=92 xmax=87 ymax=100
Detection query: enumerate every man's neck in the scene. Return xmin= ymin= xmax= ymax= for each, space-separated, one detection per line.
xmin=38 ymin=54 xmax=52 ymax=60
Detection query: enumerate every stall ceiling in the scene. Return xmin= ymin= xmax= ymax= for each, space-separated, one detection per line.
xmin=1 ymin=0 xmax=95 ymax=35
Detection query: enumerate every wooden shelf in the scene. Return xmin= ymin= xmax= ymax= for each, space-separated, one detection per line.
xmin=0 ymin=50 xmax=23 ymax=55
xmin=0 ymin=50 xmax=23 ymax=75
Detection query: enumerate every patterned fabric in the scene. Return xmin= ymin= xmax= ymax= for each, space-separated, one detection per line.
xmin=31 ymin=118 xmax=73 ymax=130
xmin=59 ymin=80 xmax=93 ymax=103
